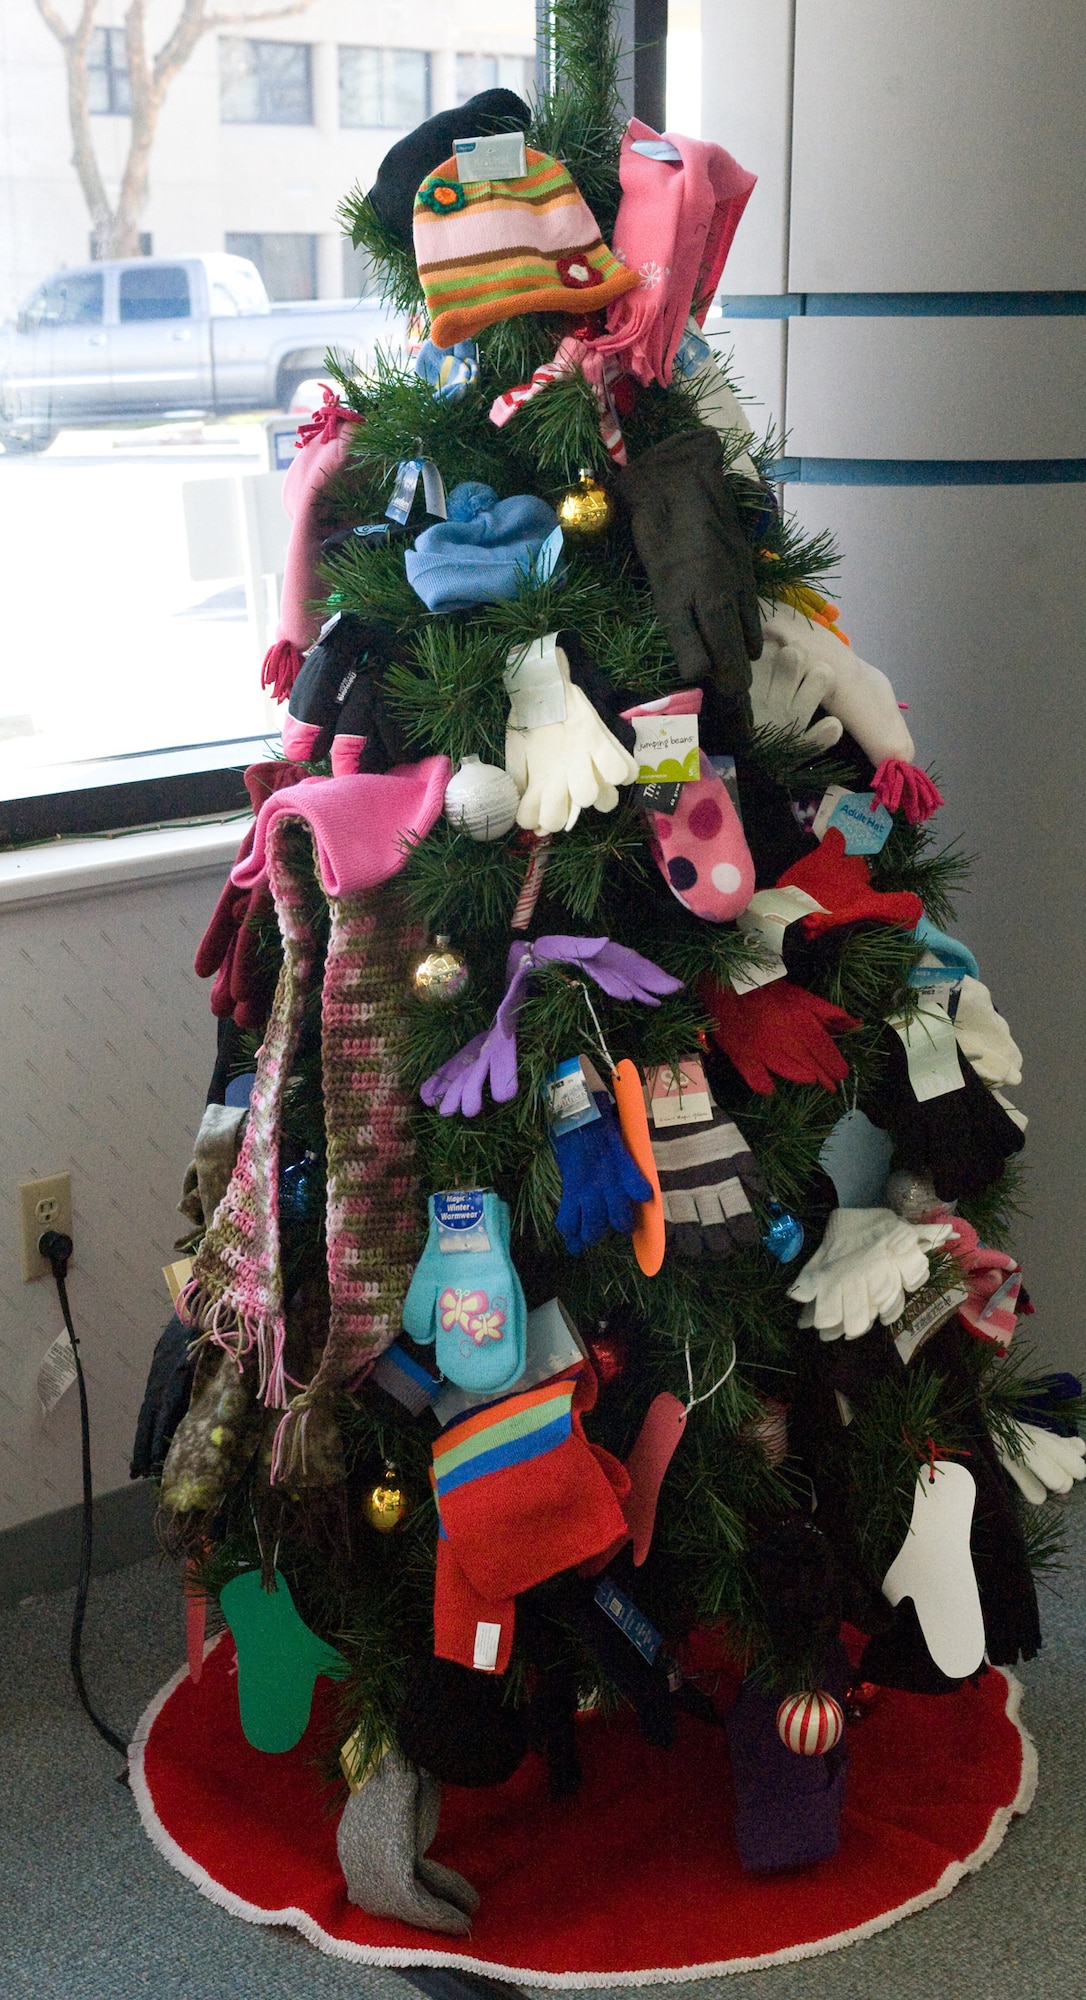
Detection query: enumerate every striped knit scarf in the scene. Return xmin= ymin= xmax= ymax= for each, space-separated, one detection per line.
xmin=180 ymin=817 xmax=421 ymax=1484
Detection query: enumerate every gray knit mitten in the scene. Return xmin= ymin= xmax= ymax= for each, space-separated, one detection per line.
xmin=336 ymin=1749 xmax=479 ymax=1935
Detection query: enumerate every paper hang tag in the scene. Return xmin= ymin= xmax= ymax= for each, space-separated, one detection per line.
xmin=835 ymin=1390 xmax=854 ymax=1427
xmin=980 ymin=1268 xmax=1022 ymax=1323
xmin=893 ymin=1282 xmax=970 ymax=1365
xmin=545 ymin=1056 xmax=602 ymax=1137
xmin=812 ymin=784 xmax=893 ymax=855
xmin=340 ymin=1725 xmax=392 ymax=1794
xmin=594 ymin=1576 xmax=663 ymax=1663
xmin=738 ymin=886 xmax=827 ymax=959
xmin=371 ymin=1341 xmax=440 ymax=1415
xmin=645 ymin=1058 xmax=713 ymax=1129
xmin=818 ymin=1108 xmax=894 ymax=1209
xmin=37 ymin=1330 xmax=77 ymax=1417
xmin=630 ymin=137 xmax=684 ymax=163
xmin=473 ymin=1621 xmax=503 ymax=1672
xmin=531 ymin=525 xmax=565 ymax=587
xmin=454 ymin=130 xmax=528 ymax=181
xmin=631 ymin=711 xmax=700 ymax=786
xmin=433 ymin=1189 xmax=491 ymax=1253
xmin=504 ymin=633 xmax=567 ymax=729
xmin=163 ymin=1256 xmax=194 ymax=1304
xmin=385 ymin=457 xmax=447 ymax=524
xmin=730 ymin=952 xmax=788 ymax=996
xmin=636 ymin=779 xmax=684 ymax=814
xmin=889 ymin=1005 xmax=966 ymax=1102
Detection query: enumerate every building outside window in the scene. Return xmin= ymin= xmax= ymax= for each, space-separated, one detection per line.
xmin=87 ymin=25 xmax=131 ymax=115
xmin=225 ymin=231 xmax=318 ymax=300
xmin=220 ymin=39 xmax=313 ymax=125
xmin=454 ymin=52 xmax=531 ymax=101
xmin=338 ymin=47 xmax=431 ymax=129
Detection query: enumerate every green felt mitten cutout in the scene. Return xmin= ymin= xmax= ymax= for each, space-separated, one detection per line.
xmin=219 ymin=1567 xmax=349 ymax=1753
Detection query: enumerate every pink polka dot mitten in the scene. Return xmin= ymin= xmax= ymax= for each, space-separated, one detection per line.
xmin=622 ymin=690 xmax=755 ymax=922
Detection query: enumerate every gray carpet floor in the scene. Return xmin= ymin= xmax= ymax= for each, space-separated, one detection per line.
xmin=3 ymin=1492 xmax=1084 ymax=2000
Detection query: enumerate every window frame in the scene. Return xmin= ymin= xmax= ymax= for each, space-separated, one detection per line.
xmin=337 ymin=44 xmax=432 ymax=130
xmin=219 ymin=36 xmax=315 ymax=126
xmin=88 ymin=25 xmax=131 ymax=117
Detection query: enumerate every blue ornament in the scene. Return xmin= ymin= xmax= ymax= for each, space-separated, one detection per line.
xmin=763 ymin=1203 xmax=805 ymax=1264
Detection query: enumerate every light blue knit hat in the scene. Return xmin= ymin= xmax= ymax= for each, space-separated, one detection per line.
xmin=405 ymin=482 xmax=565 ymax=612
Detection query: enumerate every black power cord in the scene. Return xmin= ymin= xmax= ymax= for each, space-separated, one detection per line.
xmin=39 ymin=1228 xmax=129 ymax=1757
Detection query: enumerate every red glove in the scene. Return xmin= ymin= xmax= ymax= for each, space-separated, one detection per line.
xmin=699 ymin=975 xmax=860 ymax=1094
xmin=777 ymin=826 xmax=922 ymax=937
xmin=194 ymin=760 xmax=306 ymax=1021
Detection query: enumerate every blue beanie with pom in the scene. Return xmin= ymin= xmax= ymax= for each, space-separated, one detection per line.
xmin=405 ymin=483 xmax=564 ymax=612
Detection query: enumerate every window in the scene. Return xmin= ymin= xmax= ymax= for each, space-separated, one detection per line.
xmin=220 ymin=39 xmax=313 ymax=125
xmin=118 ymin=264 xmax=191 ymax=321
xmin=342 ymin=237 xmax=379 ymax=299
xmin=225 ymin=232 xmax=317 ymax=300
xmin=338 ymin=47 xmax=431 ymax=129
xmin=454 ymin=53 xmax=531 ymax=102
xmin=88 ymin=26 xmax=131 ymax=115
xmin=21 ymin=271 xmax=104 ymax=329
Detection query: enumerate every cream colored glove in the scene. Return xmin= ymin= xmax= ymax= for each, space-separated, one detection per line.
xmin=750 ymin=639 xmax=846 ymax=753
xmin=953 ymin=975 xmax=1023 ymax=1089
xmin=759 ymin=599 xmax=915 ymax=767
xmin=789 ymin=1206 xmax=954 ymax=1340
xmin=997 ymin=1422 xmax=1086 ymax=1505
xmin=504 ymin=636 xmax=638 ymax=835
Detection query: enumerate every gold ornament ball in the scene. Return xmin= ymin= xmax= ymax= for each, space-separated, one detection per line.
xmin=556 ymin=469 xmax=614 ymax=540
xmin=413 ymin=935 xmax=469 ymax=1004
xmin=363 ymin=1468 xmax=408 ymax=1533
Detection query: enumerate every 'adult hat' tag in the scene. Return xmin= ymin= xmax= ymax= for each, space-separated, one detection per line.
xmin=813 ymin=785 xmax=893 ymax=855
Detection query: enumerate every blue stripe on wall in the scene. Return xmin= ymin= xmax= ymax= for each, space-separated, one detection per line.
xmin=717 ymin=292 xmax=1086 ymax=318
xmin=770 ymin=458 xmax=1086 ymax=486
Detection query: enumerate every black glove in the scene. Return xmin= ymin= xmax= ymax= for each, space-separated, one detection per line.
xmin=284 ymin=614 xmax=399 ymax=765
xmin=862 ymin=1028 xmax=1025 ymax=1202
xmin=615 ymin=427 xmax=763 ymax=706
xmin=129 ymin=1314 xmax=198 ymax=1480
xmin=397 ymin=1656 xmax=529 ymax=1788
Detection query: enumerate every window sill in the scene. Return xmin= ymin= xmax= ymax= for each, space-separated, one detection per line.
xmin=0 ymin=814 xmax=248 ymax=911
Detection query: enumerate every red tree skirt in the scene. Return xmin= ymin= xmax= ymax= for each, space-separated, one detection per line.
xmin=129 ymin=1633 xmax=1035 ymax=1985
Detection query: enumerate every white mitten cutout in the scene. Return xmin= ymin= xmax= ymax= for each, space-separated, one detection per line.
xmin=882 ymin=1461 xmax=985 ymax=1679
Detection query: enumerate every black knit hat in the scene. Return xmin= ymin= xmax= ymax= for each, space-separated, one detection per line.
xmin=368 ymin=89 xmax=533 ymax=244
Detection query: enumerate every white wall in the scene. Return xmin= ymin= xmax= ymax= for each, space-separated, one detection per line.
xmin=0 ymin=864 xmax=225 ymax=1533
xmin=704 ymin=1 xmax=1086 ymax=1373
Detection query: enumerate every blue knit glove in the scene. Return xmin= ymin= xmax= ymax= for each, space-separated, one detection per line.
xmin=553 ymin=1092 xmax=653 ymax=1254
xmin=403 ymin=1192 xmax=526 ymax=1395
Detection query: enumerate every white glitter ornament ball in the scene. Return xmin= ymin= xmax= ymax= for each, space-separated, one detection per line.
xmin=444 ymin=756 xmax=519 ymax=841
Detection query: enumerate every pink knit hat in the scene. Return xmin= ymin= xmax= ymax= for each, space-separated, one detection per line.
xmin=261 ymin=391 xmax=363 ymax=702
xmin=589 ymin=119 xmax=756 ymax=388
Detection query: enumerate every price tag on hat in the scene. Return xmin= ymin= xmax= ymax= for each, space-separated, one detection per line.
xmin=454 ymin=131 xmax=527 ymax=182
xmin=813 ymin=785 xmax=893 ymax=855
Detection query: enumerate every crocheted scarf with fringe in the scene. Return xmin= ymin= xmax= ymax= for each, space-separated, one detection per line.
xmin=180 ymin=816 xmax=421 ymax=1481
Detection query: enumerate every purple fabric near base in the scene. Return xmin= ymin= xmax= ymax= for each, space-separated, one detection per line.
xmin=725 ymin=1641 xmax=850 ymax=1873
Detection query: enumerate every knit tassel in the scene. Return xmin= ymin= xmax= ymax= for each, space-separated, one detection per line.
xmin=261 ymin=637 xmax=304 ymax=702
xmin=872 ymin=757 xmax=944 ymax=825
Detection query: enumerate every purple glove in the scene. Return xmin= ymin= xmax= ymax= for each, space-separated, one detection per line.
xmin=421 ymin=936 xmax=682 ymax=1117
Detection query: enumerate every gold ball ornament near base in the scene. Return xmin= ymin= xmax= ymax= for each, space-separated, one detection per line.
xmin=556 ymin=469 xmax=614 ymax=540
xmin=362 ymin=1466 xmax=408 ymax=1533
xmin=412 ymin=936 xmax=469 ymax=1004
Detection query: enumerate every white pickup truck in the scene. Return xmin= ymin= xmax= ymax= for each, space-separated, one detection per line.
xmin=0 ymin=252 xmax=401 ymax=452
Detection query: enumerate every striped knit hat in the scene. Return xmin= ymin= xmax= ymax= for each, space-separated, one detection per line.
xmin=413 ymin=148 xmax=640 ymax=348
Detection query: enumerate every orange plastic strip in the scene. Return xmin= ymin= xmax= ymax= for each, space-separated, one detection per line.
xmin=611 ymin=1057 xmax=664 ymax=1277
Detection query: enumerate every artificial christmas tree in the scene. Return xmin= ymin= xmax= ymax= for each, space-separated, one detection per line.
xmin=129 ymin=2 xmax=1082 ymax=1975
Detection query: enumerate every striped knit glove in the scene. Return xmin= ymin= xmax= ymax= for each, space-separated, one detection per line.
xmin=651 ymin=1103 xmax=765 ymax=1258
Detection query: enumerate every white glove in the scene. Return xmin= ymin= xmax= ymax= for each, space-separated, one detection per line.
xmin=788 ymin=1206 xmax=954 ymax=1340
xmin=504 ymin=637 xmax=638 ymax=835
xmin=996 ymin=1421 xmax=1086 ymax=1505
xmin=953 ymin=975 xmax=1023 ymax=1089
xmin=992 ymin=1088 xmax=1028 ymax=1132
xmin=684 ymin=356 xmax=760 ymax=481
xmin=759 ymin=600 xmax=915 ymax=767
xmin=750 ymin=639 xmax=845 ymax=753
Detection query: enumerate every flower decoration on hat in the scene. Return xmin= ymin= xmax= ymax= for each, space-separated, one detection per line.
xmin=557 ymin=252 xmax=596 ymax=289
xmin=418 ymin=178 xmax=466 ymax=216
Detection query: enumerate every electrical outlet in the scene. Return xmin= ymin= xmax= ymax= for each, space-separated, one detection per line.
xmin=19 ymin=1173 xmax=73 ymax=1281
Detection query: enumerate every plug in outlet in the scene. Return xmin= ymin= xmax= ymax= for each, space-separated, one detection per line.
xmin=19 ymin=1173 xmax=73 ymax=1281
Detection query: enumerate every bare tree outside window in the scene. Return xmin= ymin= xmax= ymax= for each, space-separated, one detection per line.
xmin=31 ymin=0 xmax=320 ymax=260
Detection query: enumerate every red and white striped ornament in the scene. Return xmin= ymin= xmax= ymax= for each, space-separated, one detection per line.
xmin=776 ymin=1689 xmax=844 ymax=1756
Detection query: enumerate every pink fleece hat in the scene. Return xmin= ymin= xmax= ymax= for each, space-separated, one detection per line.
xmin=590 ymin=119 xmax=756 ymax=388
xmin=232 ymin=757 xmax=451 ymax=902
xmin=261 ymin=391 xmax=364 ymax=703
